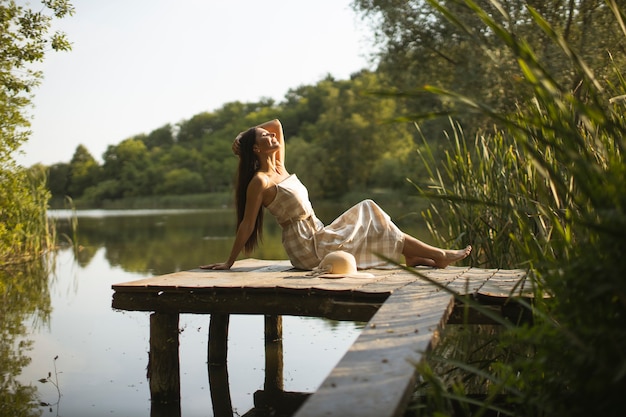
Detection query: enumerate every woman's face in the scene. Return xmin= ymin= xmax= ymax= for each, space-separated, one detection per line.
xmin=254 ymin=128 xmax=279 ymax=153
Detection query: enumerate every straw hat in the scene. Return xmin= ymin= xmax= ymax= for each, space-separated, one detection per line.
xmin=312 ymin=251 xmax=375 ymax=279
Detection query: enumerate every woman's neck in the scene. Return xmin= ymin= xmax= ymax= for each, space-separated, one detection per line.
xmin=258 ymin=154 xmax=282 ymax=175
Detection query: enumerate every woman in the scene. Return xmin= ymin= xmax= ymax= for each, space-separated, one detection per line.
xmin=200 ymin=119 xmax=471 ymax=271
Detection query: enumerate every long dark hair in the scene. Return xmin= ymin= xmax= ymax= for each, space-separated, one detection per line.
xmin=236 ymin=127 xmax=264 ymax=253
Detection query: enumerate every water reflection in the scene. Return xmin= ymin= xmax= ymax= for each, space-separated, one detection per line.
xmin=51 ymin=205 xmax=425 ymax=275
xmin=51 ymin=208 xmax=288 ymax=274
xmin=0 ymin=262 xmax=51 ymax=417
xmin=9 ymin=209 xmax=380 ymax=416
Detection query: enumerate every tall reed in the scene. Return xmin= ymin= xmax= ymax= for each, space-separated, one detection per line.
xmin=0 ymin=164 xmax=53 ymax=264
xmin=415 ymin=121 xmax=559 ymax=270
xmin=405 ymin=1 xmax=626 ymax=415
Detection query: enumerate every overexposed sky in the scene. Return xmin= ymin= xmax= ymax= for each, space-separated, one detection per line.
xmin=18 ymin=0 xmax=373 ymax=166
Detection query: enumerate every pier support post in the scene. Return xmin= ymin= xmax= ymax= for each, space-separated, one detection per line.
xmin=148 ymin=312 xmax=181 ymax=416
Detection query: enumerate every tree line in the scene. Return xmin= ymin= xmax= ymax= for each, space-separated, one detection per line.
xmin=44 ymin=71 xmax=424 ymax=206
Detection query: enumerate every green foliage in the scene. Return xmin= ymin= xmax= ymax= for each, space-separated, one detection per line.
xmin=395 ymin=1 xmax=626 ymax=416
xmin=50 ymin=71 xmax=421 ymax=204
xmin=157 ymin=168 xmax=204 ymax=195
xmin=0 ymin=164 xmax=52 ymax=263
xmin=0 ymin=0 xmax=73 ymax=162
xmin=67 ymin=144 xmax=100 ymax=197
xmin=46 ymin=162 xmax=69 ymax=198
xmin=297 ymin=72 xmax=416 ymax=197
xmin=100 ymin=138 xmax=151 ymax=198
xmin=1 ymin=0 xmax=73 ymax=263
xmin=352 ymin=0 xmax=626 ymax=141
xmin=409 ymin=325 xmax=534 ymax=417
xmin=415 ymin=121 xmax=555 ymax=269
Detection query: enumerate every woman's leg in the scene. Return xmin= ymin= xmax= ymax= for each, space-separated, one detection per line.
xmin=402 ymin=234 xmax=471 ymax=268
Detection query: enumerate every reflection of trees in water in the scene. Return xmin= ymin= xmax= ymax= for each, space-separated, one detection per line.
xmin=0 ymin=261 xmax=51 ymax=417
xmin=52 ymin=208 xmax=424 ymax=276
xmin=53 ymin=210 xmax=288 ymax=275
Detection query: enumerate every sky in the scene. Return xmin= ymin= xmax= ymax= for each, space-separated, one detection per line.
xmin=17 ymin=0 xmax=374 ymax=167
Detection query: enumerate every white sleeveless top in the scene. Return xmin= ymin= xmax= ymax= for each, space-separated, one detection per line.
xmin=266 ymin=174 xmax=404 ymax=270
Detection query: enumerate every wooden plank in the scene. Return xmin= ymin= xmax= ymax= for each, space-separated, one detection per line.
xmin=223 ymin=258 xmax=294 ymax=270
xmin=112 ymin=290 xmax=384 ymax=322
xmin=294 ymin=283 xmax=455 ymax=417
xmin=478 ymin=281 xmax=521 ymax=298
xmin=355 ymin=272 xmax=423 ymax=294
xmin=419 ymin=265 xmax=471 ymax=280
xmin=112 ymin=270 xmax=401 ymax=294
xmin=478 ymin=269 xmax=529 ymax=298
xmin=112 ymin=271 xmax=290 ymax=291
xmin=445 ymin=269 xmax=496 ymax=294
xmin=112 ymin=264 xmax=528 ymax=296
xmin=416 ymin=266 xmax=472 ymax=296
xmin=111 ymin=263 xmax=529 ymax=321
xmin=112 ymin=259 xmax=294 ymax=291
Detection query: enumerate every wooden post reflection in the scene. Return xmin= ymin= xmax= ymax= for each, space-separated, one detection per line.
xmin=264 ymin=315 xmax=283 ymax=393
xmin=148 ymin=312 xmax=181 ymax=417
xmin=208 ymin=314 xmax=233 ymax=417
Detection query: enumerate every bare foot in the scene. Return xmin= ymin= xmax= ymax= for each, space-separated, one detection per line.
xmin=434 ymin=245 xmax=472 ymax=268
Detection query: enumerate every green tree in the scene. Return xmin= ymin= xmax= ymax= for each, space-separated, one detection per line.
xmin=142 ymin=124 xmax=174 ymax=150
xmin=0 ymin=0 xmax=73 ymax=163
xmin=157 ymin=144 xmax=200 ymax=172
xmin=177 ymin=100 xmax=277 ymax=148
xmin=352 ymin=0 xmax=626 ymax=134
xmin=67 ymin=144 xmax=100 ymax=198
xmin=1 ymin=0 xmax=74 ymax=262
xmin=280 ymin=80 xmax=332 ymax=139
xmin=46 ymin=162 xmax=70 ymax=199
xmin=99 ymin=138 xmax=152 ymax=198
xmin=82 ymin=179 xmax=122 ymax=205
xmin=157 ymin=168 xmax=204 ymax=195
xmin=298 ymin=71 xmax=415 ymax=196
xmin=176 ymin=112 xmax=217 ymax=147
xmin=199 ymin=140 xmax=235 ymax=192
xmin=286 ymin=137 xmax=325 ymax=197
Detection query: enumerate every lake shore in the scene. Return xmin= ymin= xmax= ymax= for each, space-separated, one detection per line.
xmin=50 ymin=189 xmax=429 ymax=212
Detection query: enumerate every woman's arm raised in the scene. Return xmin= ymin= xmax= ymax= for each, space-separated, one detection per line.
xmin=232 ymin=119 xmax=285 ymax=164
xmin=256 ymin=119 xmax=284 ymax=164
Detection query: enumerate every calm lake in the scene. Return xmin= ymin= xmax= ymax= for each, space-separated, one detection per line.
xmin=10 ymin=204 xmax=427 ymax=416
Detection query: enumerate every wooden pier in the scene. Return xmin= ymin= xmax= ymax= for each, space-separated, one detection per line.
xmin=111 ymin=259 xmax=532 ymax=417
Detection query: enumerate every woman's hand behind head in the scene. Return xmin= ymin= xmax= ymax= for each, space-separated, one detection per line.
xmin=232 ymin=132 xmax=243 ymax=156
